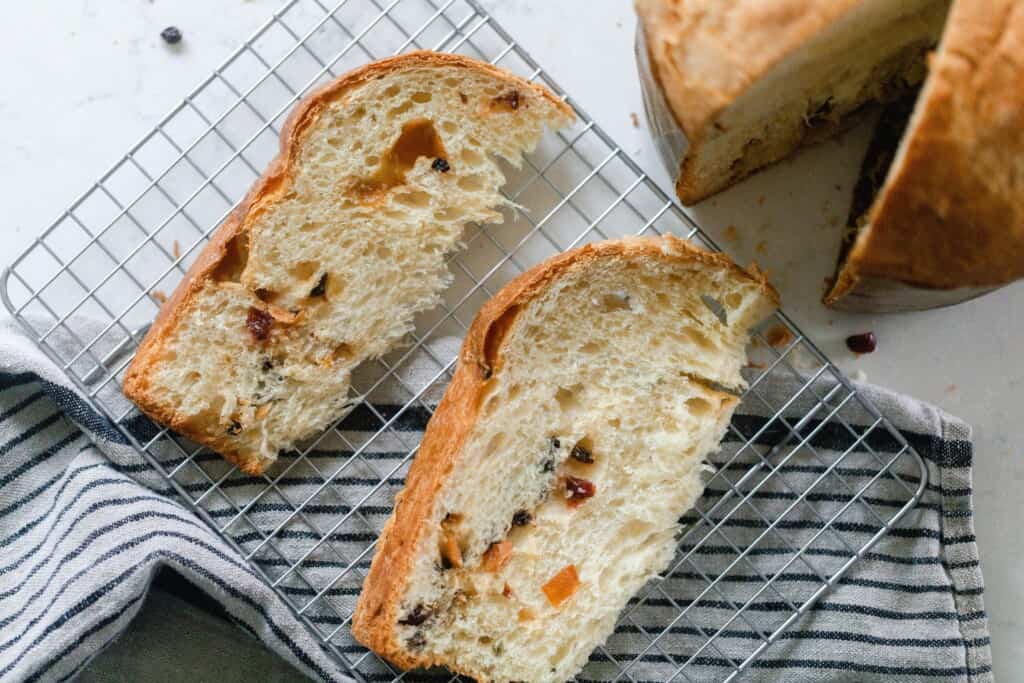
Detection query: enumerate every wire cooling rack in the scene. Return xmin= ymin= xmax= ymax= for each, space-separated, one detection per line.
xmin=1 ymin=1 xmax=927 ymax=681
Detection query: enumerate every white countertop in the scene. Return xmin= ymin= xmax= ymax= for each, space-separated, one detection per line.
xmin=3 ymin=0 xmax=1020 ymax=678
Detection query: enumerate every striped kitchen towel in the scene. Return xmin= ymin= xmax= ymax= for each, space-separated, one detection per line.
xmin=0 ymin=313 xmax=992 ymax=682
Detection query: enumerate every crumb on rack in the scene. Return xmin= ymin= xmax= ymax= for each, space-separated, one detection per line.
xmin=152 ymin=290 xmax=167 ymax=304
xmin=946 ymin=384 xmax=957 ymax=393
xmin=756 ymin=240 xmax=768 ymax=256
xmin=723 ymin=225 xmax=739 ymax=243
xmin=172 ymin=239 xmax=182 ymax=260
xmin=757 ymin=195 xmax=765 ymax=206
xmin=630 ymin=112 xmax=640 ymax=128
xmin=764 ymin=324 xmax=794 ymax=348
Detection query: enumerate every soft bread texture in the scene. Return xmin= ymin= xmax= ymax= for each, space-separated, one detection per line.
xmin=826 ymin=0 xmax=1024 ymax=310
xmin=352 ymin=236 xmax=778 ymax=682
xmin=636 ymin=0 xmax=950 ymax=204
xmin=122 ymin=52 xmax=573 ymax=474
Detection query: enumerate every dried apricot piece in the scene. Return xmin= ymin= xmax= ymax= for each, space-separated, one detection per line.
xmin=542 ymin=565 xmax=580 ymax=607
xmin=481 ymin=540 xmax=513 ymax=573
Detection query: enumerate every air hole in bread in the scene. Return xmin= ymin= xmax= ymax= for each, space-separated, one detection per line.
xmin=724 ymin=292 xmax=743 ymax=310
xmin=364 ymin=155 xmax=380 ymax=167
xmin=440 ymin=515 xmax=465 ymax=569
xmin=579 ymin=340 xmax=603 ymax=354
xmin=683 ymin=326 xmax=715 ymax=351
xmin=350 ymin=106 xmax=366 ymax=121
xmin=288 ymin=260 xmax=320 ymax=281
xmin=349 ymin=118 xmax=447 ymax=205
xmin=384 ymin=84 xmax=401 ymax=98
xmin=434 ymin=206 xmax=465 ymax=222
xmin=480 ymin=392 xmax=500 ymax=419
xmin=685 ymin=396 xmax=714 ymax=417
xmin=441 ymin=120 xmax=458 ymax=134
xmin=483 ymin=304 xmax=520 ymax=371
xmin=388 ymin=100 xmax=415 ymax=119
xmin=211 ymin=233 xmax=249 ymax=283
xmin=396 ymin=190 xmax=432 ymax=209
xmin=700 ymin=295 xmax=727 ymax=324
xmin=332 ymin=343 xmax=355 ymax=364
xmin=484 ymin=430 xmax=508 ymax=456
xmin=457 ymin=175 xmax=485 ymax=192
xmin=253 ymin=288 xmax=280 ymax=305
xmin=599 ymin=291 xmax=631 ymax=312
xmin=554 ymin=385 xmax=581 ymax=414
xmin=412 ymin=91 xmax=432 ymax=103
xmin=460 ymin=147 xmax=484 ymax=165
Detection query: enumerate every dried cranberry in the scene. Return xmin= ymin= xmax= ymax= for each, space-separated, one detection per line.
xmin=512 ymin=509 xmax=532 ymax=526
xmin=846 ymin=332 xmax=877 ymax=354
xmin=431 ymin=158 xmax=450 ymax=173
xmin=564 ymin=475 xmax=596 ymax=506
xmin=160 ymin=26 xmax=182 ymax=45
xmin=246 ymin=307 xmax=273 ymax=342
xmin=570 ymin=443 xmax=593 ymax=464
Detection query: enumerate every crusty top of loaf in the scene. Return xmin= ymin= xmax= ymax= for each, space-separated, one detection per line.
xmin=835 ymin=0 xmax=1024 ymax=292
xmin=635 ymin=0 xmax=861 ymax=141
xmin=350 ymin=235 xmax=777 ymax=673
xmin=121 ymin=51 xmax=573 ymax=475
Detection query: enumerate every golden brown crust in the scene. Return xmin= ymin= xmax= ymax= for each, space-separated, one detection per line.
xmin=350 ymin=235 xmax=777 ymax=675
xmin=827 ymin=0 xmax=1024 ymax=306
xmin=635 ymin=0 xmax=863 ymax=204
xmin=121 ymin=51 xmax=573 ymax=476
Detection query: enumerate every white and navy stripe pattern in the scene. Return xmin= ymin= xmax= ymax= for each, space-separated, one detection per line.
xmin=0 ymin=316 xmax=993 ymax=682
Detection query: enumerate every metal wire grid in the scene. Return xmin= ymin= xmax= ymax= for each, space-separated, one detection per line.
xmin=0 ymin=0 xmax=928 ymax=681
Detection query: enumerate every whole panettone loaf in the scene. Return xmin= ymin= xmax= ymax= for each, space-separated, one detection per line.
xmin=637 ymin=0 xmax=1024 ymax=312
xmin=826 ymin=0 xmax=1024 ymax=310
xmin=352 ymin=235 xmax=778 ymax=683
xmin=122 ymin=52 xmax=573 ymax=474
